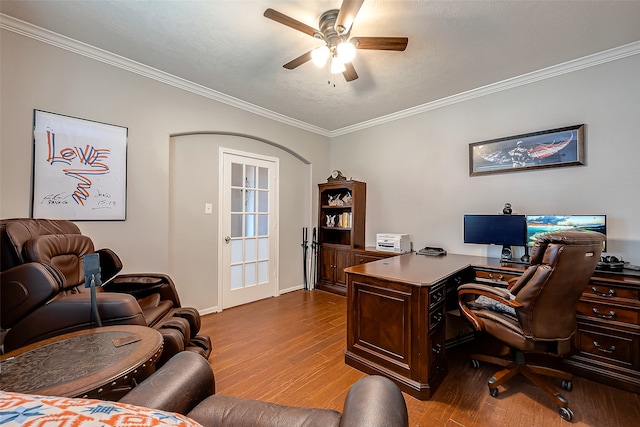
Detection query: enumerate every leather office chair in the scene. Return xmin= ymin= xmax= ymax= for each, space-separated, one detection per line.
xmin=458 ymin=231 xmax=605 ymax=421
xmin=0 ymin=218 xmax=211 ymax=362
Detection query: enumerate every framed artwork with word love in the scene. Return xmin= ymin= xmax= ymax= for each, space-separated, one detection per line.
xmin=32 ymin=110 xmax=127 ymax=220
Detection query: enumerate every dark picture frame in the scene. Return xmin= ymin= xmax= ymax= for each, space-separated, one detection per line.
xmin=32 ymin=110 xmax=128 ymax=220
xmin=469 ymin=124 xmax=585 ymax=176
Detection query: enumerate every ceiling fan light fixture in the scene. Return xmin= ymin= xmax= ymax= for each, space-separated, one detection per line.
xmin=337 ymin=41 xmax=356 ymax=63
xmin=330 ymin=56 xmax=346 ymax=74
xmin=311 ymin=45 xmax=330 ymax=67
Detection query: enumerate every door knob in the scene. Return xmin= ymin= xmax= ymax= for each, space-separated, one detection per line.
xmin=224 ymin=236 xmax=231 ymax=244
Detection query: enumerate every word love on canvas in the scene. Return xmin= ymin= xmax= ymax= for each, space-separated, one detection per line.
xmin=46 ymin=130 xmax=112 ymax=206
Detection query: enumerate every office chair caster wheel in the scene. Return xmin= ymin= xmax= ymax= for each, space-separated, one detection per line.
xmin=488 ymin=386 xmax=499 ymax=397
xmin=558 ymin=406 xmax=573 ymax=421
xmin=561 ymin=379 xmax=573 ymax=391
xmin=470 ymin=359 xmax=480 ymax=369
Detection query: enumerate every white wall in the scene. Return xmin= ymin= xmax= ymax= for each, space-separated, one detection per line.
xmin=330 ymin=54 xmax=640 ymax=264
xmin=0 ymin=30 xmax=330 ymax=309
xmin=169 ymin=133 xmax=311 ymax=312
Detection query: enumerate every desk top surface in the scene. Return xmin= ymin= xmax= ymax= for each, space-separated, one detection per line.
xmin=345 ymin=252 xmax=640 ymax=287
xmin=344 ymin=253 xmax=492 ymax=286
xmin=0 ymin=325 xmax=162 ymax=397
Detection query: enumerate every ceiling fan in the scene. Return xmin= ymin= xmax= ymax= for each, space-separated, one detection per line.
xmin=264 ymin=0 xmax=408 ymax=82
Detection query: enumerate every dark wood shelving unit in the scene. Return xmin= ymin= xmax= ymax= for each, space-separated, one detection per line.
xmin=316 ymin=180 xmax=366 ymax=295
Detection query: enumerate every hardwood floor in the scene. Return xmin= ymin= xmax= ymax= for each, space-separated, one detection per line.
xmin=199 ymin=290 xmax=640 ymax=427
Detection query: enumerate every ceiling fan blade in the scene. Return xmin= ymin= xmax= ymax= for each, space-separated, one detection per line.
xmin=343 ymin=62 xmax=359 ymax=82
xmin=335 ymin=0 xmax=364 ymax=35
xmin=264 ymin=8 xmax=319 ymax=38
xmin=353 ymin=37 xmax=408 ymax=51
xmin=283 ymin=51 xmax=313 ymax=70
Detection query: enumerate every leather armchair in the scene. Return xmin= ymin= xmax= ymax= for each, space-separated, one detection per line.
xmin=119 ymin=351 xmax=410 ymax=427
xmin=1 ymin=218 xmax=181 ymax=311
xmin=458 ymin=230 xmax=605 ymax=421
xmin=0 ymin=218 xmax=210 ymax=362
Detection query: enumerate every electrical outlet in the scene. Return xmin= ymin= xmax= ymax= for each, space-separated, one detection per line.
xmin=205 ymin=203 xmax=213 ymax=214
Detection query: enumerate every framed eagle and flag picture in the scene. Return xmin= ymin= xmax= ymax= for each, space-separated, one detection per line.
xmin=469 ymin=124 xmax=585 ymax=177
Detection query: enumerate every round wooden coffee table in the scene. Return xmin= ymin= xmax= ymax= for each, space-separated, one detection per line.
xmin=0 ymin=325 xmax=163 ymax=400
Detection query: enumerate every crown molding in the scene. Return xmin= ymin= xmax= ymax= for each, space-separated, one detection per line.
xmin=330 ymin=40 xmax=640 ymax=137
xmin=0 ymin=14 xmax=331 ymax=137
xmin=2 ymin=13 xmax=638 ymax=139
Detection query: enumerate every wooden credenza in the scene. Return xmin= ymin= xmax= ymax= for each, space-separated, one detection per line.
xmin=344 ymin=253 xmax=640 ymax=399
xmin=566 ymin=270 xmax=640 ymax=393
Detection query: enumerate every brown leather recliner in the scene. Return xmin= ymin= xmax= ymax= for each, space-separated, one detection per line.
xmin=0 ymin=218 xmax=210 ymax=363
xmin=457 ymin=230 xmax=605 ymax=421
xmin=119 ymin=351 xmax=410 ymax=427
xmin=0 ymin=351 xmax=409 ymax=426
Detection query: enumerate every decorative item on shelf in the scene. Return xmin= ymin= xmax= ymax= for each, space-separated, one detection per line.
xmin=328 ymin=194 xmax=339 ymax=206
xmin=327 ymin=170 xmax=346 ymax=182
xmin=503 ymin=203 xmax=512 ymax=215
xmin=342 ymin=191 xmax=352 ymax=206
xmin=325 ymin=214 xmax=336 ymax=227
xmin=339 ymin=212 xmax=352 ymax=228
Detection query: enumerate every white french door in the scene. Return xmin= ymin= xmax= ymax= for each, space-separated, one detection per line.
xmin=220 ymin=149 xmax=278 ymax=309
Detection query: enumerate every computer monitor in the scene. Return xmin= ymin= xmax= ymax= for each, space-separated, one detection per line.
xmin=463 ymin=214 xmax=527 ymax=247
xmin=526 ymin=215 xmax=607 ymax=250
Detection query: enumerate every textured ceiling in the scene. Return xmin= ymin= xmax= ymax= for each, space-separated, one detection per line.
xmin=2 ymin=1 xmax=640 ymax=133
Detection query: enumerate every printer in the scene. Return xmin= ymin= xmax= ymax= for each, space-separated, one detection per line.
xmin=376 ymin=233 xmax=411 ymax=253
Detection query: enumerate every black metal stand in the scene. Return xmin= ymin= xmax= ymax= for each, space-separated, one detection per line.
xmin=311 ymin=227 xmax=318 ymax=289
xmin=301 ymin=227 xmax=309 ymax=290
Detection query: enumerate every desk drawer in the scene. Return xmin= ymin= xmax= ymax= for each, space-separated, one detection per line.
xmin=429 ymin=325 xmax=447 ymax=379
xmin=474 ymin=270 xmax=520 ymax=284
xmin=429 ymin=304 xmax=446 ymax=330
xmin=577 ymin=301 xmax=639 ymax=325
xmin=429 ymin=285 xmax=445 ymax=308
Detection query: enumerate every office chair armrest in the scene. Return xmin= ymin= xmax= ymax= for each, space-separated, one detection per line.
xmin=458 ymin=283 xmax=523 ymax=330
xmin=458 ymin=283 xmax=516 ymax=301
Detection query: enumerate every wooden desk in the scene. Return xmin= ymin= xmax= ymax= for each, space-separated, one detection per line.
xmin=345 ymin=253 xmax=640 ymax=398
xmin=344 ymin=253 xmax=482 ymax=400
xmin=0 ymin=325 xmax=163 ymax=400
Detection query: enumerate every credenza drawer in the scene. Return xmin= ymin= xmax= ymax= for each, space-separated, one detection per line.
xmin=353 ymin=254 xmax=385 ymax=265
xmin=577 ymin=301 xmax=639 ymax=325
xmin=351 ymin=249 xmax=398 ymax=266
xmin=584 ymin=282 xmax=639 ymax=302
xmin=574 ymin=326 xmax=638 ymax=368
